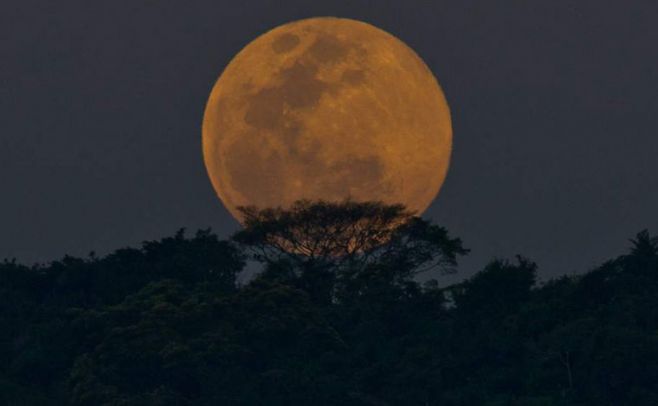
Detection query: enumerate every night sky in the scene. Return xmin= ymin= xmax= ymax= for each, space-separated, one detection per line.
xmin=2 ymin=0 xmax=657 ymax=282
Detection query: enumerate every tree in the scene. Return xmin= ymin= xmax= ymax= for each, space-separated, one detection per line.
xmin=629 ymin=229 xmax=658 ymax=258
xmin=451 ymin=256 xmax=537 ymax=318
xmin=6 ymin=215 xmax=658 ymax=405
xmin=232 ymin=200 xmax=468 ymax=303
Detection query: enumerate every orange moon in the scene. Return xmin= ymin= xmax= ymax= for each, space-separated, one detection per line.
xmin=203 ymin=17 xmax=452 ymax=222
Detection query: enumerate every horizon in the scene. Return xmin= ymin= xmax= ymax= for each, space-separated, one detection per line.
xmin=3 ymin=2 xmax=657 ymax=284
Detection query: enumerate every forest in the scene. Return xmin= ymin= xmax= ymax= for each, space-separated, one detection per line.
xmin=1 ymin=201 xmax=657 ymax=405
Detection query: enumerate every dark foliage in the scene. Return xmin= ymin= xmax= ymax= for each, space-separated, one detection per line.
xmin=1 ymin=202 xmax=657 ymax=405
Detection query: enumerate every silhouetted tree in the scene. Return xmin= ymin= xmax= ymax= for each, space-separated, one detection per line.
xmin=629 ymin=229 xmax=658 ymax=258
xmin=451 ymin=256 xmax=537 ymax=318
xmin=3 ymin=220 xmax=658 ymax=405
xmin=233 ymin=200 xmax=468 ymax=303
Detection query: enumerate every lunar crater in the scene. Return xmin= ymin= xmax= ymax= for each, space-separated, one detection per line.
xmin=341 ymin=69 xmax=367 ymax=85
xmin=307 ymin=33 xmax=349 ymax=64
xmin=271 ymin=33 xmax=300 ymax=53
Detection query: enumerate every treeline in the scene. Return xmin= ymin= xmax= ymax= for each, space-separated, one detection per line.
xmin=1 ymin=201 xmax=657 ymax=405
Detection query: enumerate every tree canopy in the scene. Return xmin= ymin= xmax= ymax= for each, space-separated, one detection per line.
xmin=1 ymin=202 xmax=658 ymax=405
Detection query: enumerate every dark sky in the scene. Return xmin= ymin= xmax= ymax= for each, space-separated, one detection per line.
xmin=2 ymin=0 xmax=657 ymax=282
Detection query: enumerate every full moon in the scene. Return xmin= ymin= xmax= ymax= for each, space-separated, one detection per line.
xmin=203 ymin=17 xmax=452 ymax=222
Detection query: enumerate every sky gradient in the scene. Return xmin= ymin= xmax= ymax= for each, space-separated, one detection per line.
xmin=2 ymin=0 xmax=657 ymax=282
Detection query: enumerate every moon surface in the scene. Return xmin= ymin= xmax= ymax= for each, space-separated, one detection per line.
xmin=203 ymin=17 xmax=452 ymax=222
